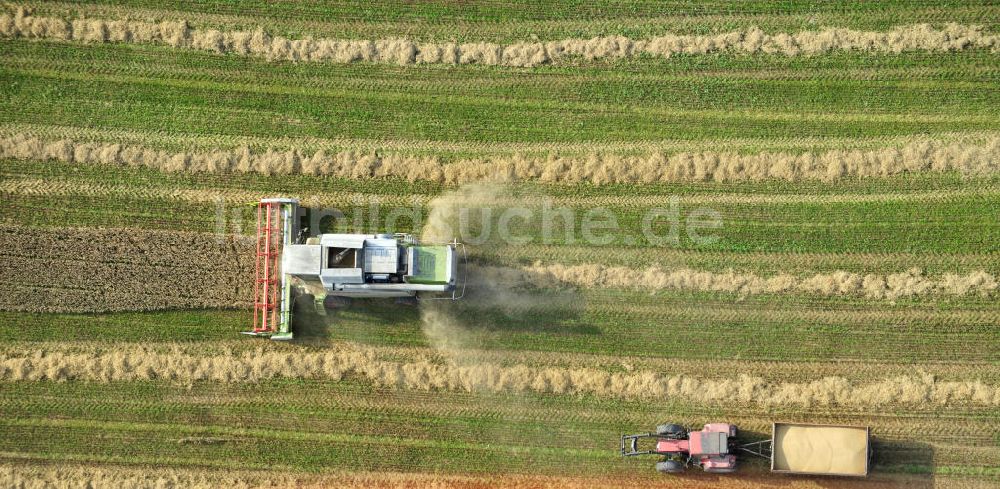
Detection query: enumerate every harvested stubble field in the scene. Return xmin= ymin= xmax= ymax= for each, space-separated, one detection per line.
xmin=1 ymin=1 xmax=998 ymax=488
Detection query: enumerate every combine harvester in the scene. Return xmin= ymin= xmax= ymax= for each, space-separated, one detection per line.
xmin=622 ymin=422 xmax=871 ymax=477
xmin=246 ymin=198 xmax=463 ymax=340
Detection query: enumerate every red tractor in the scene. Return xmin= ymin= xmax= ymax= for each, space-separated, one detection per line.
xmin=621 ymin=423 xmax=738 ymax=474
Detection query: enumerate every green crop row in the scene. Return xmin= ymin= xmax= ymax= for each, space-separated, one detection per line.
xmin=5 ymin=70 xmax=992 ymax=145
xmin=328 ymin=291 xmax=1000 ymax=362
xmin=2 ymin=42 xmax=997 ymax=146
xmin=9 ymin=156 xmax=1000 ymax=202
xmin=0 ymin=379 xmax=994 ymax=475
xmin=469 ymin=243 xmax=1000 ymax=275
xmin=5 ymin=187 xmax=996 ymax=254
xmin=4 ymin=42 xmax=997 ymax=115
xmin=3 ymin=285 xmax=996 ymax=363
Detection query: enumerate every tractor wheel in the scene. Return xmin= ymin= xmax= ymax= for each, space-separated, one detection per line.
xmin=656 ymin=424 xmax=686 ymax=439
xmin=704 ymin=467 xmax=737 ymax=474
xmin=656 ymin=460 xmax=685 ymax=474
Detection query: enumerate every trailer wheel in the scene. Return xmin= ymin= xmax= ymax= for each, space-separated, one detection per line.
xmin=656 ymin=424 xmax=686 ymax=439
xmin=656 ymin=460 xmax=684 ymax=474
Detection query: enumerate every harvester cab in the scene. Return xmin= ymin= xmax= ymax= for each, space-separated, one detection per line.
xmin=244 ymin=198 xmax=464 ymax=340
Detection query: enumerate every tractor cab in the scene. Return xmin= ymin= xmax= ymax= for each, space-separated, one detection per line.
xmin=623 ymin=423 xmax=738 ymax=474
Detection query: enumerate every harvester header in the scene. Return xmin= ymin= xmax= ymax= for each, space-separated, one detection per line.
xmin=247 ymin=198 xmax=298 ymax=340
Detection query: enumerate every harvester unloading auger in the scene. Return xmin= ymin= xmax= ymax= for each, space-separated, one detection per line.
xmin=246 ymin=198 xmax=464 ymax=340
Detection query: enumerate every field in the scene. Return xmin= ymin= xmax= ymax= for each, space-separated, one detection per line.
xmin=1 ymin=1 xmax=999 ymax=488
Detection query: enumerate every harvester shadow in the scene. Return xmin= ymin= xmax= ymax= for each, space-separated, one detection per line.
xmin=453 ymin=285 xmax=598 ymax=335
xmin=452 ymin=304 xmax=599 ymax=335
xmin=289 ymin=281 xmax=597 ymax=341
xmin=290 ymin=295 xmax=421 ymax=342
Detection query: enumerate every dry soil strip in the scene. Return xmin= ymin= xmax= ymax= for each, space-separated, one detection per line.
xmin=1 ymin=462 xmax=961 ymax=489
xmin=0 ymin=225 xmax=252 ymax=313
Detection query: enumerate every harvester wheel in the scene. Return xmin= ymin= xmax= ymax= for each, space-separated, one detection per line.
xmin=656 ymin=460 xmax=685 ymax=474
xmin=324 ymin=296 xmax=353 ymax=309
xmin=656 ymin=424 xmax=686 ymax=439
xmin=291 ymin=290 xmax=324 ymax=317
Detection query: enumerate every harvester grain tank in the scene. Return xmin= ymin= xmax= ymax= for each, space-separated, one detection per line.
xmin=246 ymin=198 xmax=463 ymax=340
xmin=622 ymin=422 xmax=871 ymax=477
